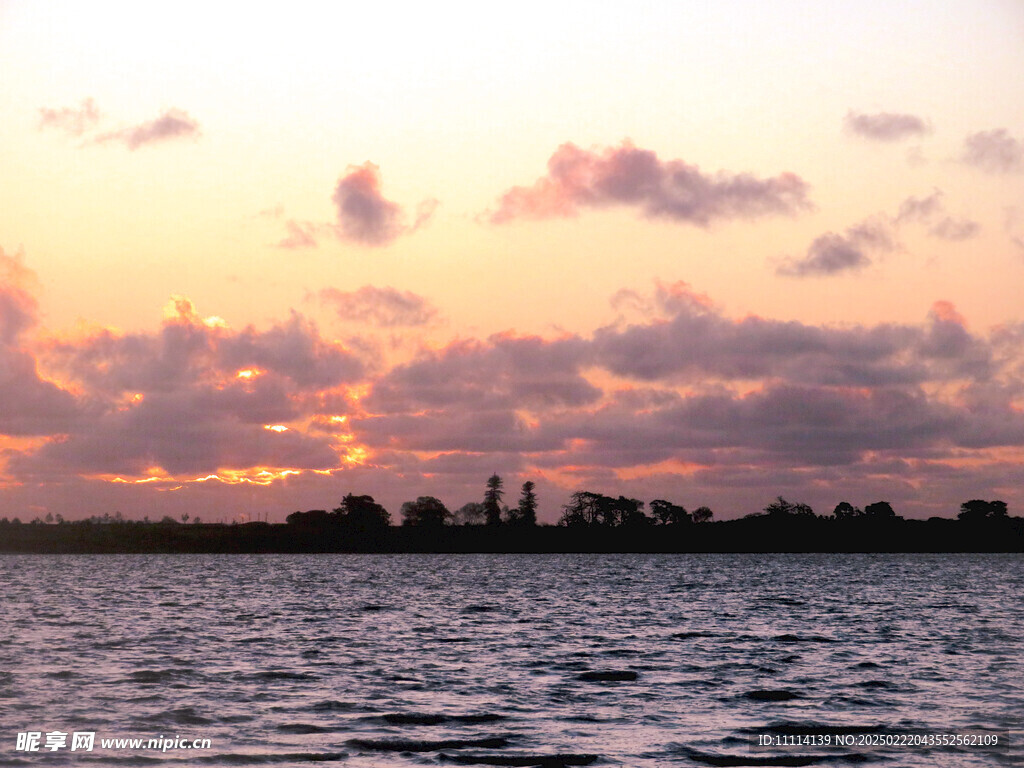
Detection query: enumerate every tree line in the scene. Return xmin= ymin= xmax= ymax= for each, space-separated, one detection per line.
xmin=0 ymin=472 xmax=1009 ymax=530
xmin=281 ymin=473 xmax=1012 ymax=530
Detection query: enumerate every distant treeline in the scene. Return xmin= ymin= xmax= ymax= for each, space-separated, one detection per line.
xmin=0 ymin=475 xmax=1019 ymax=553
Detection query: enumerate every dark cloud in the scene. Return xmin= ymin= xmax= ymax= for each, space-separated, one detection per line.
xmin=533 ymin=384 xmax=970 ymax=470
xmin=14 ymin=395 xmax=341 ymax=477
xmin=51 ymin=300 xmax=364 ymax=397
xmin=779 ymin=187 xmax=981 ymax=278
xmin=14 ymin=297 xmax=367 ymax=478
xmin=960 ymin=129 xmax=1024 ymax=174
xmin=218 ymin=311 xmax=366 ymax=389
xmin=95 ymin=108 xmax=200 ymax=150
xmin=777 ymin=218 xmax=894 ymax=277
xmin=320 ymin=285 xmax=438 ymax=327
xmin=843 ymin=110 xmax=929 ymax=142
xmin=590 ymin=283 xmax=986 ymax=387
xmin=367 ymin=334 xmax=599 ymax=414
xmin=488 ymin=140 xmax=812 ymax=226
xmin=37 ymin=98 xmax=101 ymax=136
xmin=356 ymin=409 xmax=552 ymax=454
xmin=331 ymin=163 xmax=437 ymax=246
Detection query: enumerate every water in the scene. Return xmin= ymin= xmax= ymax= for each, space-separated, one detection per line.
xmin=0 ymin=553 xmax=1020 ymax=767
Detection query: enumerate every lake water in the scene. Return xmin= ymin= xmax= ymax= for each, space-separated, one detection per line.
xmin=0 ymin=553 xmax=1020 ymax=767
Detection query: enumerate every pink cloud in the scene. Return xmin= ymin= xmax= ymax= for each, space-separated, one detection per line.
xmin=777 ymin=218 xmax=895 ymax=277
xmin=0 ymin=249 xmax=78 ymax=436
xmin=331 ymin=163 xmax=438 ymax=246
xmin=320 ymin=285 xmax=438 ymax=327
xmin=37 ymin=98 xmax=101 ymax=136
xmin=94 ymin=108 xmax=201 ymax=150
xmin=488 ymin=140 xmax=812 ymax=225
xmin=9 ymin=297 xmax=367 ymax=480
xmin=5 ymin=264 xmax=1024 ymax=521
xmin=960 ymin=129 xmax=1024 ymax=174
xmin=843 ymin=110 xmax=930 ymax=142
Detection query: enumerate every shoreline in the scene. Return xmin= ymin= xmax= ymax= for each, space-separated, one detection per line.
xmin=1 ymin=516 xmax=1020 ymax=554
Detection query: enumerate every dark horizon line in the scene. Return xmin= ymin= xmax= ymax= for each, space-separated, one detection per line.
xmin=1 ymin=513 xmax=1020 ymax=554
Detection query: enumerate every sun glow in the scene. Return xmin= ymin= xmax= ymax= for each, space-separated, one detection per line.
xmin=614 ymin=459 xmax=705 ymax=481
xmin=341 ymin=446 xmax=368 ymax=466
xmin=193 ymin=468 xmax=302 ymax=485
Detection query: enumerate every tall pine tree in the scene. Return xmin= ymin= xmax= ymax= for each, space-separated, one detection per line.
xmin=516 ymin=481 xmax=538 ymax=525
xmin=483 ymin=474 xmax=504 ymax=526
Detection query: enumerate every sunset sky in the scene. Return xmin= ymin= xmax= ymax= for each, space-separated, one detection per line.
xmin=2 ymin=0 xmax=1023 ymax=522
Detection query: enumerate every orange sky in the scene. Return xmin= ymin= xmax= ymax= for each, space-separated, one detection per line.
xmin=1 ymin=1 xmax=1023 ymax=521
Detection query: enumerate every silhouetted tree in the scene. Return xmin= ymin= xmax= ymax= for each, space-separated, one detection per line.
xmin=763 ymin=497 xmax=814 ymax=519
xmin=514 ymin=481 xmax=538 ymax=526
xmin=615 ymin=496 xmax=649 ymax=527
xmin=401 ymin=496 xmax=451 ymax=527
xmin=286 ymin=509 xmax=331 ymax=526
xmin=335 ymin=493 xmax=391 ymax=529
xmin=559 ymin=491 xmax=650 ymax=527
xmin=650 ymin=499 xmax=690 ymax=525
xmin=691 ymin=506 xmax=714 ymax=524
xmin=454 ymin=502 xmax=486 ymax=526
xmin=559 ymin=491 xmax=606 ymax=526
xmin=958 ymin=499 xmax=1008 ymax=522
xmin=864 ymin=501 xmax=896 ymax=519
xmin=832 ymin=501 xmax=860 ymax=520
xmin=483 ymin=474 xmax=504 ymax=526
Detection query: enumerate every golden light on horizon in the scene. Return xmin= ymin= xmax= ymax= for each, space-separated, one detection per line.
xmin=193 ymin=469 xmax=302 ymax=485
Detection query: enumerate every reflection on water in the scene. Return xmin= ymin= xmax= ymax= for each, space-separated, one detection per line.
xmin=0 ymin=553 xmax=1020 ymax=767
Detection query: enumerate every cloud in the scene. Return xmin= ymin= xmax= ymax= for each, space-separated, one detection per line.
xmin=896 ymin=190 xmax=980 ymax=241
xmin=0 ymin=249 xmax=79 ymax=436
xmin=37 ymin=98 xmax=101 ymax=136
xmin=276 ymin=220 xmax=322 ymax=249
xmin=15 ymin=398 xmax=342 ymax=477
xmin=843 ymin=110 xmax=930 ymax=142
xmin=95 ymin=108 xmax=200 ymax=150
xmin=534 ymin=384 xmax=970 ymax=469
xmin=960 ymin=129 xmax=1024 ymax=174
xmin=320 ymin=286 xmax=438 ymax=327
xmin=331 ymin=163 xmax=437 ymax=246
xmin=590 ymin=283 xmax=990 ymax=386
xmin=11 ymin=296 xmax=368 ymax=478
xmin=343 ymin=285 xmax=1022 ymax=494
xmin=779 ymin=189 xmax=980 ymax=278
xmin=7 ymin=266 xmax=1024 ymax=521
xmin=487 ymin=140 xmax=812 ymax=226
xmin=777 ymin=218 xmax=894 ymax=277
xmin=366 ymin=333 xmax=599 ymax=415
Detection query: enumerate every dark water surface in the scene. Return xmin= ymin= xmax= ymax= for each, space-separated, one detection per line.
xmin=0 ymin=553 xmax=1020 ymax=767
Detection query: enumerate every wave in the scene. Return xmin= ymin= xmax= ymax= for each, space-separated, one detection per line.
xmin=576 ymin=670 xmax=638 ymax=682
xmin=439 ymin=755 xmax=599 ymax=767
xmin=348 ymin=736 xmax=511 ymax=752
